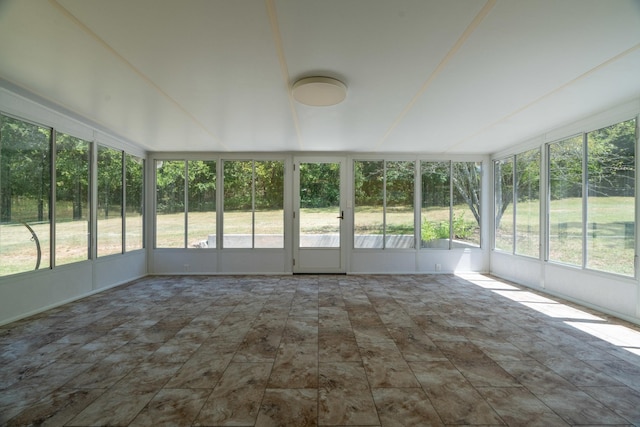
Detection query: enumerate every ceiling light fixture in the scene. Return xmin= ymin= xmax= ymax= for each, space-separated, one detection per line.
xmin=292 ymin=76 xmax=347 ymax=106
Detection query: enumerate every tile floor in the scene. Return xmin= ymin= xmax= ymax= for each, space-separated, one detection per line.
xmin=1 ymin=274 xmax=640 ymax=426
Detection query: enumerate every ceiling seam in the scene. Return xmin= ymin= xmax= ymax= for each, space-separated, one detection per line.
xmin=446 ymin=42 xmax=640 ymax=153
xmin=265 ymin=0 xmax=304 ymax=150
xmin=47 ymin=0 xmax=229 ymax=151
xmin=372 ymin=0 xmax=497 ymax=152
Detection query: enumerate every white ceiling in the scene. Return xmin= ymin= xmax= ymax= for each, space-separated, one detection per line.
xmin=0 ymin=0 xmax=639 ymax=154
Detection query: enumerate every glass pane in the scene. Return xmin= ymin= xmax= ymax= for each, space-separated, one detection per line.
xmin=125 ymin=154 xmax=144 ymax=252
xmin=0 ymin=115 xmax=51 ymax=276
xmin=548 ymin=136 xmax=583 ymax=265
xmin=515 ymin=149 xmax=540 ymax=258
xmin=223 ymin=160 xmax=253 ymax=248
xmin=155 ymin=160 xmax=185 ymax=248
xmin=421 ymin=161 xmax=450 ymax=249
xmin=587 ymin=118 xmax=636 ymax=276
xmin=187 ymin=160 xmax=216 ymax=248
xmin=55 ymin=133 xmax=90 ymax=265
xmin=300 ymin=162 xmax=340 ymax=248
xmin=255 ymin=160 xmax=284 ymax=248
xmin=354 ymin=160 xmax=383 ymax=248
xmin=452 ymin=162 xmax=481 ymax=247
xmin=494 ymin=158 xmax=513 ymax=252
xmin=97 ymin=146 xmax=123 ymax=256
xmin=385 ymin=161 xmax=414 ymax=248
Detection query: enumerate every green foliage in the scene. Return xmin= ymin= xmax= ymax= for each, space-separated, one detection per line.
xmin=421 ymin=212 xmax=476 ymax=242
xmin=0 ymin=115 xmax=51 ymax=223
xmin=353 ymin=160 xmax=414 ymax=207
xmin=421 ymin=218 xmax=450 ymax=242
xmin=300 ymin=162 xmax=340 ymax=208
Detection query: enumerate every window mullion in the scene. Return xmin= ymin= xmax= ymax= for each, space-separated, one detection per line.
xmin=50 ymin=128 xmax=56 ymax=268
xmin=449 ymin=161 xmax=453 ymax=250
xmin=382 ymin=160 xmax=387 ymax=249
xmin=512 ymin=155 xmax=517 ymax=255
xmin=184 ymin=161 xmax=189 ymax=249
xmin=252 ymin=160 xmax=256 ymax=249
xmin=582 ymin=133 xmax=588 ymax=269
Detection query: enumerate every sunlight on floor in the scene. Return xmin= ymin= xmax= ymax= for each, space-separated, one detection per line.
xmin=457 ymin=273 xmax=640 ymax=357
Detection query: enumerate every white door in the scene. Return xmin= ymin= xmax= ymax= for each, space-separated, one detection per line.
xmin=293 ymin=157 xmax=346 ymax=273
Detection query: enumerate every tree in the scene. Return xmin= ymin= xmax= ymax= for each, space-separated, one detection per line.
xmin=452 ymin=162 xmax=481 ymax=225
xmin=56 ymin=133 xmax=90 ymax=220
xmin=0 ymin=115 xmax=51 ymax=223
xmin=97 ymin=146 xmax=123 ymax=219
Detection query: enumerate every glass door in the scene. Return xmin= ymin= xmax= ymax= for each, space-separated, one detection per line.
xmin=293 ymin=157 xmax=346 ymax=273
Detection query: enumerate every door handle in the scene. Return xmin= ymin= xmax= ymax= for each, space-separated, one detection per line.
xmin=337 ymin=210 xmax=344 ymax=220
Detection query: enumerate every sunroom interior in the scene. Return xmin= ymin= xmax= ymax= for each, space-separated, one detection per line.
xmin=1 ymin=0 xmax=640 ymax=327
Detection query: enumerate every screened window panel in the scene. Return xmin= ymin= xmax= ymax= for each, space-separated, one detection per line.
xmin=0 ymin=115 xmax=51 ymax=276
xmin=223 ymin=160 xmax=253 ymax=248
xmin=55 ymin=133 xmax=90 ymax=265
xmin=125 ymin=154 xmax=144 ymax=252
xmin=97 ymin=146 xmax=123 ymax=257
xmin=514 ymin=149 xmax=540 ymax=258
xmin=187 ymin=160 xmax=216 ymax=248
xmin=421 ymin=162 xmax=451 ymax=249
xmin=155 ymin=160 xmax=185 ymax=248
xmin=586 ymin=119 xmax=636 ymax=276
xmin=254 ymin=160 xmax=284 ymax=248
xmin=452 ymin=162 xmax=481 ymax=247
xmin=354 ymin=161 xmax=384 ymax=248
xmin=494 ymin=158 xmax=514 ymax=252
xmin=385 ymin=161 xmax=414 ymax=248
xmin=548 ymin=136 xmax=583 ymax=266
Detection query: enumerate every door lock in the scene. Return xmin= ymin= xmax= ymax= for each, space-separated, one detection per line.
xmin=337 ymin=210 xmax=344 ymax=220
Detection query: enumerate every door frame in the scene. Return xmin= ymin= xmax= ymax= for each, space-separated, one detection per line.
xmin=292 ymin=156 xmax=347 ymax=273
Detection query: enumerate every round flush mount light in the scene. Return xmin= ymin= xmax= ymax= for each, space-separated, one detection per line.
xmin=292 ymin=76 xmax=347 ymax=106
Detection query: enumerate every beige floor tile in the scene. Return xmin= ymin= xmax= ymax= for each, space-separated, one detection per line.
xmin=255 ymin=389 xmax=317 ymax=427
xmin=318 ymin=362 xmax=379 ymax=426
xmin=195 ymin=362 xmax=272 ymax=426
xmin=2 ymin=274 xmax=640 ymax=426
xmin=372 ymin=388 xmax=443 ymax=427
xmin=129 ymin=389 xmax=210 ymax=427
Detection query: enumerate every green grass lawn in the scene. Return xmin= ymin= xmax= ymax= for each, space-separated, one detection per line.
xmin=1 ymin=197 xmax=635 ymax=277
xmin=496 ymin=196 xmax=634 ymax=276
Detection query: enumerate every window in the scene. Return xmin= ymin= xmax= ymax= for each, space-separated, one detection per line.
xmin=125 ymin=154 xmax=144 ymax=251
xmin=223 ymin=159 xmax=284 ymax=249
xmin=354 ymin=161 xmax=383 ymax=248
xmin=547 ymin=118 xmax=636 ymax=276
xmin=548 ymin=135 xmax=584 ymax=266
xmin=188 ymin=160 xmax=216 ymax=248
xmin=353 ymin=160 xmax=414 ymax=249
xmin=421 ymin=161 xmax=482 ymax=249
xmin=55 ymin=132 xmax=90 ymax=265
xmin=97 ymin=146 xmax=123 ymax=257
xmin=493 ymin=149 xmax=540 ymax=257
xmin=155 ymin=160 xmax=186 ymax=248
xmin=515 ymin=149 xmax=540 ymax=257
xmin=494 ymin=158 xmax=513 ymax=252
xmin=586 ymin=119 xmax=636 ymax=276
xmin=385 ymin=161 xmax=415 ymax=248
xmin=254 ymin=160 xmax=284 ymax=248
xmin=421 ymin=162 xmax=450 ymax=249
xmin=452 ymin=162 xmax=481 ymax=247
xmin=0 ymin=115 xmax=51 ymax=276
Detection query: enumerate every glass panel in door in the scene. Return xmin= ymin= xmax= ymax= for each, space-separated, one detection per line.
xmin=299 ymin=162 xmax=341 ymax=248
xmin=294 ymin=159 xmax=345 ymax=273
